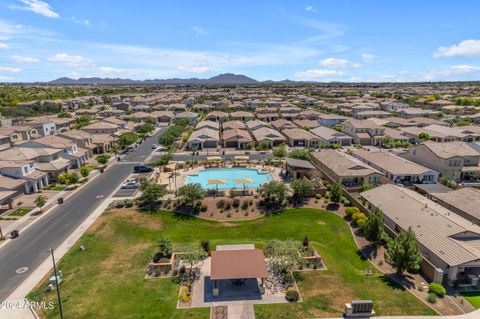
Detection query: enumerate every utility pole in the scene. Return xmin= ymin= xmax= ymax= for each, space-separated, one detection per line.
xmin=49 ymin=248 xmax=64 ymax=319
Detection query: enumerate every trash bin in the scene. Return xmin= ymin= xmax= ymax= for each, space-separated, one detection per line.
xmin=100 ymin=167 xmax=104 ymax=173
xmin=57 ymin=197 xmax=64 ymax=204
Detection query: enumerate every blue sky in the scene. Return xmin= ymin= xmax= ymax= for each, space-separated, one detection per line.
xmin=1 ymin=0 xmax=480 ymax=82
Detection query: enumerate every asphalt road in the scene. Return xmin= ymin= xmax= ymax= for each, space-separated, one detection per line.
xmin=0 ymin=128 xmax=165 ymax=302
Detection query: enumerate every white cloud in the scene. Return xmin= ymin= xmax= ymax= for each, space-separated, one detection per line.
xmin=10 ymin=55 xmax=40 ymax=63
xmin=421 ymin=64 xmax=480 ymax=80
xmin=192 ymin=26 xmax=206 ymax=37
xmin=9 ymin=0 xmax=59 ymax=18
xmin=177 ymin=65 xmax=212 ymax=74
xmin=294 ymin=69 xmax=344 ymax=79
xmin=48 ymin=53 xmax=93 ymax=67
xmin=98 ymin=66 xmax=126 ymax=75
xmin=319 ymin=57 xmax=361 ymax=68
xmin=361 ymin=53 xmax=376 ymax=63
xmin=70 ymin=16 xmax=90 ymax=27
xmin=0 ymin=36 xmax=10 ymax=41
xmin=0 ymin=76 xmax=14 ymax=81
xmin=0 ymin=43 xmax=8 ymax=49
xmin=0 ymin=67 xmax=23 ymax=73
xmin=434 ymin=40 xmax=480 ymax=58
xmin=305 ymin=5 xmax=318 ymax=12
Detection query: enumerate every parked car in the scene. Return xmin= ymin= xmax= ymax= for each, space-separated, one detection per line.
xmin=121 ymin=179 xmax=140 ymax=189
xmin=151 ymin=143 xmax=157 ymax=149
xmin=133 ymin=165 xmax=154 ymax=173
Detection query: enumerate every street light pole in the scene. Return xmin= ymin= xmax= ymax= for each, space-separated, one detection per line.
xmin=49 ymin=248 xmax=64 ymax=319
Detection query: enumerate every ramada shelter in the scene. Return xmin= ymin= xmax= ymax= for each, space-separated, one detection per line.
xmin=210 ymin=248 xmax=268 ymax=297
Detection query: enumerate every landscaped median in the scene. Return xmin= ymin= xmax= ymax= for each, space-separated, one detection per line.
xmin=27 ymin=208 xmax=436 ymax=319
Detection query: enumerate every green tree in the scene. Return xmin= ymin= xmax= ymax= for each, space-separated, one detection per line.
xmin=96 ymin=154 xmax=110 ymax=165
xmin=140 ymin=181 xmax=166 ymax=207
xmin=264 ymin=240 xmax=304 ymax=273
xmin=362 ymin=208 xmax=386 ymax=246
xmin=329 ymin=182 xmax=343 ymax=203
xmin=418 ymin=132 xmax=430 ymax=140
xmin=177 ymin=183 xmax=205 ymax=207
xmin=118 ymin=132 xmax=138 ymax=149
xmin=34 ymin=195 xmax=47 ymax=212
xmin=73 ymin=115 xmax=93 ymax=129
xmin=182 ymin=249 xmax=206 ymax=276
xmin=80 ymin=166 xmax=90 ymax=178
xmin=385 ymin=227 xmax=422 ymax=274
xmin=291 ymin=178 xmax=314 ymax=200
xmin=135 ymin=122 xmax=155 ymax=134
xmin=259 ymin=181 xmax=288 ymax=204
xmin=57 ymin=112 xmax=72 ymax=118
xmin=288 ymin=149 xmax=311 ymax=161
xmin=158 ymin=237 xmax=173 ymax=256
xmin=272 ymin=144 xmax=287 ymax=158
xmin=58 ymin=172 xmax=79 ymax=185
xmin=258 ymin=140 xmax=271 ymax=150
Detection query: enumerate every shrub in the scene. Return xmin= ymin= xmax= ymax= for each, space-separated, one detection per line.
xmin=96 ymin=154 xmax=110 ymax=165
xmin=216 ymin=199 xmax=226 ymax=209
xmin=352 ymin=212 xmax=365 ymax=222
xmin=345 ymin=207 xmax=360 ymax=218
xmin=179 ymin=286 xmax=191 ymax=303
xmin=286 ymin=289 xmax=300 ymax=302
xmin=200 ymin=204 xmax=208 ymax=212
xmin=124 ymin=199 xmax=134 ymax=207
xmin=58 ymin=172 xmax=79 ymax=185
xmin=427 ymin=292 xmax=437 ymax=303
xmin=241 ymin=200 xmax=249 ymax=210
xmin=232 ymin=198 xmax=240 ymax=208
xmin=115 ymin=201 xmax=125 ymax=208
xmin=200 ymin=240 xmax=210 ymax=254
xmin=315 ymin=193 xmax=321 ymax=200
xmin=226 ymin=212 xmax=231 ymax=218
xmin=428 ymin=283 xmax=446 ymax=297
xmin=225 ymin=202 xmax=231 ymax=210
xmin=340 ymin=196 xmax=350 ymax=206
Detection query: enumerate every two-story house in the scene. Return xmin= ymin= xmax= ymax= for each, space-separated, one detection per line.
xmin=341 ymin=119 xmax=385 ymax=145
xmin=0 ymin=160 xmax=48 ymax=193
xmin=401 ymin=141 xmax=480 ymax=182
xmin=19 ymin=135 xmax=89 ymax=168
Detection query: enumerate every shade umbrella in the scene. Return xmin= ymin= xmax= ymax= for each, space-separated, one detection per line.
xmin=208 ymin=179 xmax=227 ymax=197
xmin=233 ymin=178 xmax=253 ymax=195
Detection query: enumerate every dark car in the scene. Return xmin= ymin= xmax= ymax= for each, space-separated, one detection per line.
xmin=133 ymin=165 xmax=154 ymax=173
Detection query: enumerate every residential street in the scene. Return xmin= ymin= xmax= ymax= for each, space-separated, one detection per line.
xmin=0 ymin=128 xmax=166 ymax=302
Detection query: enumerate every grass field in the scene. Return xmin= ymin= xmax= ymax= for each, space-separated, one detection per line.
xmin=28 ymin=208 xmax=436 ymax=319
xmin=46 ymin=184 xmax=66 ymax=191
xmin=8 ymin=208 xmax=32 ymax=217
xmin=461 ymin=292 xmax=480 ymax=308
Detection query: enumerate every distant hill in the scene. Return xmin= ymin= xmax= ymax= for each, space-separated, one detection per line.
xmin=47 ymin=73 xmax=259 ymax=85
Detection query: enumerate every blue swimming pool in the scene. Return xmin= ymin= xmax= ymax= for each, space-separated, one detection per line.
xmin=185 ymin=168 xmax=272 ymax=189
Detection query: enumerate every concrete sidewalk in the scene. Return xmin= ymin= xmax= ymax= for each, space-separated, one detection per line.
xmin=320 ymin=309 xmax=480 ymax=319
xmin=0 ymin=198 xmax=114 ymax=319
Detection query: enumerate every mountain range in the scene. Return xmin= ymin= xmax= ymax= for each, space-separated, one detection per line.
xmin=47 ymin=73 xmax=262 ymax=85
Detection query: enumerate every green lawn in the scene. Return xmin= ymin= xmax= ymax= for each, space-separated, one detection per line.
xmin=28 ymin=208 xmax=436 ymax=319
xmin=46 ymin=184 xmax=66 ymax=191
xmin=8 ymin=208 xmax=32 ymax=217
xmin=462 ymin=292 xmax=480 ymax=308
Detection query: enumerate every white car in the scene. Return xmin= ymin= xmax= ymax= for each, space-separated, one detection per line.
xmin=151 ymin=143 xmax=157 ymax=149
xmin=121 ymin=179 xmax=140 ymax=189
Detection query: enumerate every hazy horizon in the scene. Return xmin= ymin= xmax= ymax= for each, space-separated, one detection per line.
xmin=0 ymin=0 xmax=480 ymax=83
